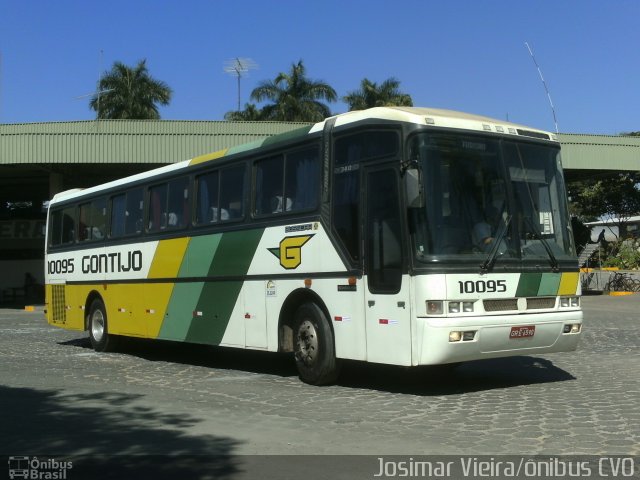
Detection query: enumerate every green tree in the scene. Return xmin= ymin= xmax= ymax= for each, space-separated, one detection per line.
xmin=224 ymin=103 xmax=265 ymax=121
xmin=343 ymin=77 xmax=413 ymax=111
xmin=250 ymin=60 xmax=337 ymax=122
xmin=571 ymin=172 xmax=640 ymax=239
xmin=90 ymin=60 xmax=172 ymax=119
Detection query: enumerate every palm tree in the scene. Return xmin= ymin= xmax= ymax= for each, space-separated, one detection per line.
xmin=250 ymin=60 xmax=337 ymax=122
xmin=224 ymin=103 xmax=265 ymax=121
xmin=90 ymin=60 xmax=172 ymax=119
xmin=343 ymin=78 xmax=413 ymax=111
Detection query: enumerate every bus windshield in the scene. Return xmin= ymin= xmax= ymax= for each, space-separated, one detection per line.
xmin=408 ymin=132 xmax=575 ymax=268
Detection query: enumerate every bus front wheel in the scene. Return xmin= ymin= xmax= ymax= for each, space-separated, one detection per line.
xmin=292 ymin=303 xmax=340 ymax=385
xmin=88 ymin=298 xmax=118 ymax=352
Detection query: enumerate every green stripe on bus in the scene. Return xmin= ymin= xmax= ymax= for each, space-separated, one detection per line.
xmin=159 ymin=234 xmax=224 ymax=340
xmin=538 ymin=272 xmax=562 ymax=296
xmin=183 ymin=234 xmax=222 ymax=277
xmin=159 ymin=282 xmax=205 ymax=341
xmin=185 ymin=228 xmax=264 ymax=344
xmin=185 ymin=280 xmax=244 ymax=344
xmin=207 ymin=229 xmax=264 ymax=277
xmin=515 ymin=273 xmax=542 ymax=297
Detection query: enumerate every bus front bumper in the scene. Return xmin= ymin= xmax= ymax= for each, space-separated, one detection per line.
xmin=415 ymin=310 xmax=583 ymax=366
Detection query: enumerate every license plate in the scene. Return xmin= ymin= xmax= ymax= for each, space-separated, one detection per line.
xmin=510 ymin=325 xmax=535 ymax=339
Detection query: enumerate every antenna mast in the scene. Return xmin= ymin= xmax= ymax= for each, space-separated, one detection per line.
xmin=525 ymin=42 xmax=559 ymax=134
xmin=223 ymin=57 xmax=258 ymax=111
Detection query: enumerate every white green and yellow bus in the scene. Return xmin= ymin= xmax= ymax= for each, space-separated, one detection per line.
xmin=44 ymin=107 xmax=583 ymax=385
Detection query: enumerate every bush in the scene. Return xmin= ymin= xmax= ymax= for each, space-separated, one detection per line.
xmin=601 ymin=239 xmax=640 ymax=270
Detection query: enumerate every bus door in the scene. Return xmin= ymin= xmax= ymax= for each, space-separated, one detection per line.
xmin=363 ymin=166 xmax=412 ymax=365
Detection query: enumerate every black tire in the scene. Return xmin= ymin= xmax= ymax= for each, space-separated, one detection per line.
xmin=88 ymin=298 xmax=118 ymax=352
xmin=292 ymin=303 xmax=340 ymax=385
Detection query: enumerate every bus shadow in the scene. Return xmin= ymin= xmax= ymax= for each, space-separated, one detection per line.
xmin=59 ymin=335 xmax=299 ymax=378
xmin=60 ymin=336 xmax=575 ymax=395
xmin=337 ymin=356 xmax=576 ymax=395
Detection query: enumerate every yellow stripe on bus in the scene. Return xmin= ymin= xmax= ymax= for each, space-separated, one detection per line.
xmin=189 ymin=148 xmax=228 ymax=166
xmin=145 ymin=237 xmax=191 ymax=338
xmin=148 ymin=238 xmax=190 ymax=279
xmin=558 ymin=272 xmax=579 ymax=295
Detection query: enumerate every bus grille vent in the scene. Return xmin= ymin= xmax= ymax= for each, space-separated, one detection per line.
xmin=51 ymin=285 xmax=67 ymax=324
xmin=526 ymin=297 xmax=556 ymax=309
xmin=483 ymin=299 xmax=518 ymax=311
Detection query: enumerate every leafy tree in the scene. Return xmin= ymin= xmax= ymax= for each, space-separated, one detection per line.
xmin=90 ymin=60 xmax=172 ymax=119
xmin=224 ymin=103 xmax=265 ymax=121
xmin=250 ymin=60 xmax=337 ymax=122
xmin=570 ymin=172 xmax=640 ymax=239
xmin=343 ymin=77 xmax=413 ymax=111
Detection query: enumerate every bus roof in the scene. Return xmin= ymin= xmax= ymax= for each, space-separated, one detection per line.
xmin=311 ymin=106 xmax=557 ymax=141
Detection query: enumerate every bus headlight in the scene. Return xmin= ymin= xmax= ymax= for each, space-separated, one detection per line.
xmin=560 ymin=297 xmax=580 ymax=308
xmin=448 ymin=302 xmax=460 ymax=313
xmin=463 ymin=301 xmax=475 ymax=312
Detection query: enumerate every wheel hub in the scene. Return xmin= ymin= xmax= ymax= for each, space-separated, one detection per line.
xmin=296 ymin=319 xmax=318 ymax=366
xmin=91 ymin=310 xmax=105 ymax=343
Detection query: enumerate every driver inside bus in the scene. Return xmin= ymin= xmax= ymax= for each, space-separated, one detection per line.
xmin=473 ymin=205 xmax=502 ymax=252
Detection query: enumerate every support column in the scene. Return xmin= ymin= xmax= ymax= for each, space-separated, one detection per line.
xmin=49 ymin=172 xmax=64 ymax=198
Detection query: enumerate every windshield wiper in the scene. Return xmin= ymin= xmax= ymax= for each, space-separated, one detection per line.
xmin=479 ymin=214 xmax=512 ymax=274
xmin=523 ymin=216 xmax=560 ymax=272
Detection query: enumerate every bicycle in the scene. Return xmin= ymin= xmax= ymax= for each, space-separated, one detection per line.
xmin=604 ymin=272 xmax=640 ymax=292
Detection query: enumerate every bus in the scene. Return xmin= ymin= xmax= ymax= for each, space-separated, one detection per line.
xmin=44 ymin=107 xmax=583 ymax=385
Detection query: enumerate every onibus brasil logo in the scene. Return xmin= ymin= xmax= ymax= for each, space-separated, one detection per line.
xmin=268 ymin=235 xmax=314 ymax=269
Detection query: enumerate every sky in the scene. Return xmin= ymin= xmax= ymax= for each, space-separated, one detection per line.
xmin=0 ymin=0 xmax=638 ymax=135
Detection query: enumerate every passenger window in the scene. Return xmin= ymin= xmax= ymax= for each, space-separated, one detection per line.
xmin=255 ymin=156 xmax=284 ymax=215
xmin=79 ymin=198 xmax=106 ymax=242
xmin=110 ymin=194 xmax=126 ymax=237
xmin=167 ymin=177 xmax=190 ymax=229
xmin=286 ymin=147 xmax=319 ymax=211
xmin=60 ymin=206 xmax=76 ymax=245
xmin=125 ymin=189 xmax=143 ymax=235
xmin=220 ymin=166 xmax=245 ymax=220
xmin=49 ymin=210 xmax=63 ymax=246
xmin=148 ymin=177 xmax=190 ymax=232
xmin=196 ymin=171 xmax=222 ymax=224
xmin=254 ymin=147 xmax=319 ymax=216
xmin=111 ymin=189 xmax=143 ymax=238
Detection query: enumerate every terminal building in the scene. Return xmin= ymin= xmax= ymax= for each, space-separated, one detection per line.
xmin=1 ymin=118 xmax=639 ymax=302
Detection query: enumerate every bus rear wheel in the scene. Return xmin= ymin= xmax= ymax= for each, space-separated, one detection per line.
xmin=292 ymin=303 xmax=340 ymax=385
xmin=88 ymin=298 xmax=118 ymax=352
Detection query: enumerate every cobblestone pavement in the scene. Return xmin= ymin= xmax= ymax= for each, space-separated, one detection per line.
xmin=0 ymin=294 xmax=638 ymax=460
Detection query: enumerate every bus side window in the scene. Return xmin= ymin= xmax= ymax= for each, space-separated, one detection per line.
xmin=255 ymin=156 xmax=283 ymax=215
xmin=110 ymin=194 xmax=126 ymax=237
xmin=49 ymin=210 xmax=63 ymax=246
xmin=286 ymin=147 xmax=319 ymax=211
xmin=220 ymin=165 xmax=245 ymax=220
xmin=125 ymin=188 xmax=143 ymax=234
xmin=196 ymin=171 xmax=222 ymax=224
xmin=79 ymin=198 xmax=106 ymax=241
xmin=167 ymin=177 xmax=189 ymax=229
xmin=61 ymin=206 xmax=76 ymax=244
xmin=148 ymin=183 xmax=168 ymax=232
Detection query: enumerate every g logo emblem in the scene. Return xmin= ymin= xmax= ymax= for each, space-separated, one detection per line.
xmin=268 ymin=235 xmax=314 ymax=269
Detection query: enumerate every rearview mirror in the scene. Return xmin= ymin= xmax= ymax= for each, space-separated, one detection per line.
xmin=404 ymin=168 xmax=423 ymax=208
